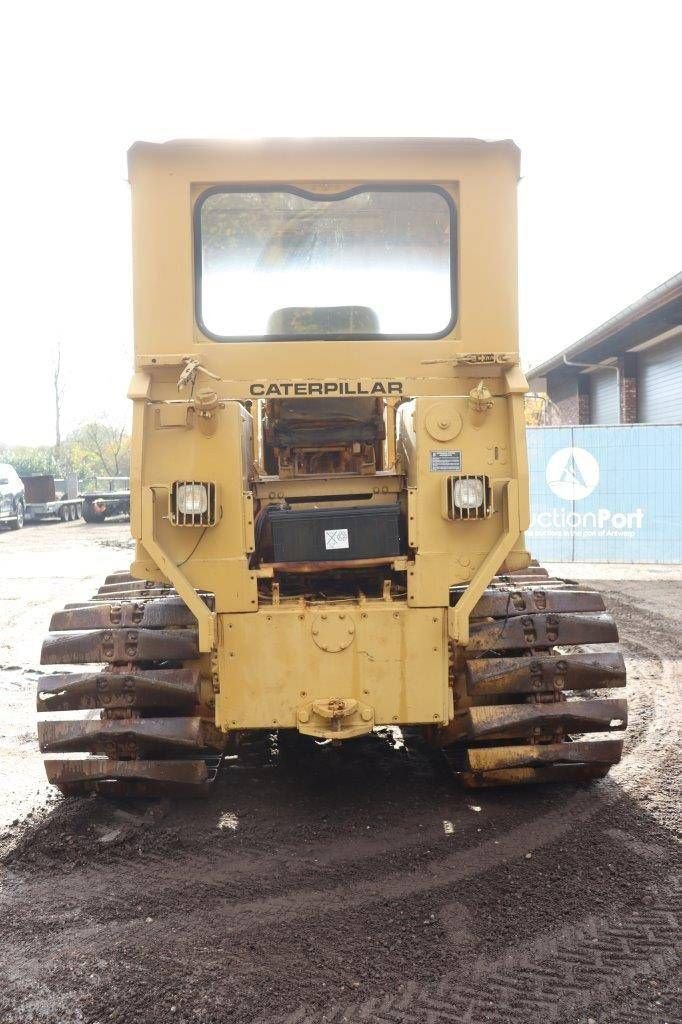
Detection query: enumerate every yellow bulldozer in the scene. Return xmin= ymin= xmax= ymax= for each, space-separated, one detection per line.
xmin=37 ymin=138 xmax=627 ymax=794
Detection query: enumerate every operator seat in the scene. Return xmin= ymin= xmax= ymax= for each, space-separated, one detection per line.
xmin=266 ymin=304 xmax=379 ymax=337
xmin=264 ymin=305 xmax=386 ymax=450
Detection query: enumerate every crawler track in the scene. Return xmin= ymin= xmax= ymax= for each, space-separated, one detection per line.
xmin=38 ymin=572 xmax=223 ymax=796
xmin=445 ymin=565 xmax=627 ymax=787
xmin=37 ymin=564 xmax=627 ymax=795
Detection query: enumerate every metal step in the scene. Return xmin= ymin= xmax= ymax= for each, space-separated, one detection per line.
xmin=465 ymin=652 xmax=626 ymax=696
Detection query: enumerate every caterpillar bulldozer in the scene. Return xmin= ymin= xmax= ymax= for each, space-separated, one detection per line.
xmin=37 ymin=138 xmax=627 ymax=794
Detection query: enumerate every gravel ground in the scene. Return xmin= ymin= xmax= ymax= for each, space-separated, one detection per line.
xmin=0 ymin=520 xmax=680 ymax=1024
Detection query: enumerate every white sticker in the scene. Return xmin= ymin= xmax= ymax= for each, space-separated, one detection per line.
xmin=324 ymin=528 xmax=349 ymax=550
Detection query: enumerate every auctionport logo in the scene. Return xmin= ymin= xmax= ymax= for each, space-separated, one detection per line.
xmin=528 ymin=444 xmax=645 ymax=539
xmin=546 ymin=447 xmax=599 ymax=501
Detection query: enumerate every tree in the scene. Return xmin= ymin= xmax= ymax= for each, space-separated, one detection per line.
xmin=1 ymin=421 xmax=131 ymax=489
xmin=0 ymin=445 xmax=61 ymax=477
xmin=66 ymin=422 xmax=131 ymax=480
xmin=524 ymin=392 xmax=562 ymax=426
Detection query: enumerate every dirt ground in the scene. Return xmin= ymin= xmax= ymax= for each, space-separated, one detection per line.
xmin=0 ymin=519 xmax=680 ymax=1024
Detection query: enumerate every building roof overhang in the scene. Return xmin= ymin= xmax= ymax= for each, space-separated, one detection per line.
xmin=528 ymin=271 xmax=682 ymax=381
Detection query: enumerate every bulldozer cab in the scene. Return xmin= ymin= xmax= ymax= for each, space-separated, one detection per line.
xmin=126 ymin=139 xmax=531 ymax=628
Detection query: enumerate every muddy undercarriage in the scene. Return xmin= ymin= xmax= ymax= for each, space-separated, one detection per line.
xmin=37 ymin=564 xmax=627 ymax=796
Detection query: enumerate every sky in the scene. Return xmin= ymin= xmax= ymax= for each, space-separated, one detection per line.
xmin=1 ymin=0 xmax=680 ymax=446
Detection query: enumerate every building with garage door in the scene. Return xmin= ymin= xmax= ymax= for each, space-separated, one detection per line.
xmin=528 ymin=272 xmax=682 ymax=424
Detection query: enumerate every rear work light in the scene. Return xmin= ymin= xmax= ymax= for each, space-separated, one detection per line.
xmin=170 ymin=481 xmax=218 ymax=526
xmin=444 ymin=474 xmax=493 ymax=520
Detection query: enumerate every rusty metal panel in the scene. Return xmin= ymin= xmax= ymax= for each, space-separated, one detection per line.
xmin=466 ymin=738 xmax=623 ymax=772
xmin=495 ymin=566 xmax=548 ymax=579
xmin=103 ymin=572 xmax=135 ymax=585
xmin=36 ymin=668 xmax=201 ymax=711
xmin=466 ymin=587 xmax=605 ymax=618
xmin=459 ymin=698 xmax=628 ymax=740
xmin=73 ymin=588 xmax=177 ymax=605
xmin=43 ymin=757 xmax=209 ymax=788
xmin=21 ymin=474 xmax=57 ymax=503
xmin=50 ymin=598 xmax=203 ymax=631
xmin=461 ymin=763 xmax=612 ymax=788
xmin=37 ymin=715 xmax=222 ymax=753
xmin=465 ymin=651 xmax=626 ymax=695
xmin=97 ymin=580 xmax=175 ymax=596
xmin=466 ymin=612 xmax=618 ymax=651
xmin=41 ymin=627 xmax=199 ymax=665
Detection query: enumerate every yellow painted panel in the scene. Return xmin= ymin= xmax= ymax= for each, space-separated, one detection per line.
xmin=137 ymin=398 xmax=257 ymax=612
xmin=216 ymin=602 xmax=448 ymax=730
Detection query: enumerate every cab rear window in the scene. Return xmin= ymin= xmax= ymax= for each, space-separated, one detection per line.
xmin=195 ymin=186 xmax=456 ymax=340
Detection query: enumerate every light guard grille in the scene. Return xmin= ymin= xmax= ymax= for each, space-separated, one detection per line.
xmin=444 ymin=474 xmax=493 ymax=521
xmin=169 ymin=481 xmax=218 ymax=527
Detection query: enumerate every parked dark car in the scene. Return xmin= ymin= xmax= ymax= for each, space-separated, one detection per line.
xmin=0 ymin=464 xmax=25 ymax=529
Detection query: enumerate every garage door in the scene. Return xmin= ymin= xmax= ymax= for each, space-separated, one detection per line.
xmin=638 ymin=336 xmax=682 ymax=423
xmin=590 ymin=368 xmax=619 ymax=423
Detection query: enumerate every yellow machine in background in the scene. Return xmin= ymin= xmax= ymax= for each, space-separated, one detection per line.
xmin=37 ymin=139 xmax=627 ymax=793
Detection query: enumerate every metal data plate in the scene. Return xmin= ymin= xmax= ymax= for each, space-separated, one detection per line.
xmin=430 ymin=450 xmax=462 ymax=472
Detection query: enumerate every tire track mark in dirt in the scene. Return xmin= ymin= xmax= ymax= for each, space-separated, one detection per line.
xmin=249 ymin=874 xmax=681 ymax=1024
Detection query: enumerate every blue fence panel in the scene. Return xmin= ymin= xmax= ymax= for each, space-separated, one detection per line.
xmin=526 ymin=425 xmax=682 ymax=563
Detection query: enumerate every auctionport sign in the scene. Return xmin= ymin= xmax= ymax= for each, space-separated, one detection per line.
xmin=546 ymin=447 xmax=600 ymax=500
xmin=540 ymin=445 xmax=643 ymax=537
xmin=526 ymin=426 xmax=682 ymax=563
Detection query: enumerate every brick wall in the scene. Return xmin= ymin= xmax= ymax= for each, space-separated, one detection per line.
xmin=547 ymin=373 xmax=590 ymax=424
xmin=618 ymin=352 xmax=638 ymax=423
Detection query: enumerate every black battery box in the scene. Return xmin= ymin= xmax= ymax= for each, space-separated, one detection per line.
xmin=266 ymin=504 xmax=401 ymax=563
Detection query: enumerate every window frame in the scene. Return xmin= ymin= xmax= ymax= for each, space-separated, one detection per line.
xmin=193 ymin=183 xmax=458 ymax=342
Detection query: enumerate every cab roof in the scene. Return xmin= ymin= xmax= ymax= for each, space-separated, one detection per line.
xmin=127 ymin=137 xmax=520 ymax=181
